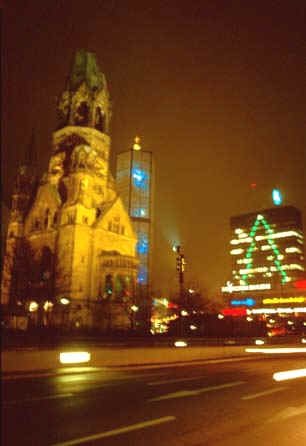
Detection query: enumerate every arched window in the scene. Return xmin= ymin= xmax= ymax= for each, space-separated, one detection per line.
xmin=115 ymin=275 xmax=128 ymax=299
xmin=95 ymin=107 xmax=105 ymax=132
xmin=75 ymin=101 xmax=90 ymax=126
xmin=44 ymin=209 xmax=50 ymax=228
xmin=104 ymin=274 xmax=113 ymax=298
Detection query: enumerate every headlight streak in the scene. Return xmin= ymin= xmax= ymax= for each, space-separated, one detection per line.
xmin=59 ymin=352 xmax=91 ymax=364
xmin=273 ymin=369 xmax=306 ymax=381
xmin=245 ymin=347 xmax=306 ymax=354
xmin=174 ymin=341 xmax=188 ymax=347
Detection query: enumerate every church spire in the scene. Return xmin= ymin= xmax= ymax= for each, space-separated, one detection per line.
xmin=56 ymin=50 xmax=111 ymax=134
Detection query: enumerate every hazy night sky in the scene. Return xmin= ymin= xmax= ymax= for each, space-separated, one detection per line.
xmin=2 ymin=1 xmax=306 ymax=299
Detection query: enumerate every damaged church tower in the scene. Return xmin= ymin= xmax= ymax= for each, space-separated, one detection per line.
xmin=1 ymin=50 xmax=139 ymax=331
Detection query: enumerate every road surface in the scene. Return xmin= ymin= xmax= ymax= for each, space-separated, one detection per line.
xmin=2 ymin=354 xmax=306 ymax=445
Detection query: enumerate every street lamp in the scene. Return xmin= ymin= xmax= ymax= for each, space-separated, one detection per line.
xmin=173 ymin=244 xmax=187 ymax=340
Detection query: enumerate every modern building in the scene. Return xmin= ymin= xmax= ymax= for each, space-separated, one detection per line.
xmin=222 ymin=206 xmax=306 ymax=319
xmin=1 ymin=50 xmax=139 ymax=331
xmin=116 ymin=137 xmax=154 ymax=329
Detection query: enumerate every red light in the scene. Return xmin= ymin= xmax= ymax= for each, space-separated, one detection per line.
xmin=221 ymin=308 xmax=247 ymax=316
xmin=295 ymin=280 xmax=306 ymax=290
xmin=250 ymin=183 xmax=257 ymax=188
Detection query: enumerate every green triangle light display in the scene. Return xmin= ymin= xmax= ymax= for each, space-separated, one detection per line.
xmin=241 ymin=214 xmax=287 ymax=285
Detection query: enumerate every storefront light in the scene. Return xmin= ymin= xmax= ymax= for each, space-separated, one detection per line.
xmin=29 ymin=301 xmax=38 ymax=312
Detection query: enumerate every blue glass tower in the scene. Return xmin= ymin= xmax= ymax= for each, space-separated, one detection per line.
xmin=116 ymin=137 xmax=154 ymax=295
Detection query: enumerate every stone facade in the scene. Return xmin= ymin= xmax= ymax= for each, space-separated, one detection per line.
xmin=1 ymin=50 xmax=139 ymax=331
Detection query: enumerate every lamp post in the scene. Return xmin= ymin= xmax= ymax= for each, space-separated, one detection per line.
xmin=173 ymin=244 xmax=186 ymax=337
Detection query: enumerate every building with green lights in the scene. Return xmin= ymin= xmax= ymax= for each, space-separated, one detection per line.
xmin=230 ymin=206 xmax=304 ymax=289
xmin=222 ymin=206 xmax=306 ymax=319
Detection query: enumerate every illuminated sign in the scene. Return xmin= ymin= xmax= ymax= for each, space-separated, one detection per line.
xmin=250 ymin=307 xmax=306 ymax=314
xmin=222 ymin=283 xmax=271 ymax=293
xmin=221 ymin=308 xmax=247 ymax=316
xmin=231 ymin=298 xmax=255 ymax=306
xmin=262 ymin=297 xmax=305 ymax=305
xmin=272 ymin=189 xmax=282 ymax=205
xmin=295 ymin=280 xmax=306 ymax=290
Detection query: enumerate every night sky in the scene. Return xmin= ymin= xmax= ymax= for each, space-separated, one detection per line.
xmin=2 ymin=1 xmax=306 ymax=300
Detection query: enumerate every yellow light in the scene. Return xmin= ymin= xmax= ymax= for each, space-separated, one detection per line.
xmin=60 ymin=298 xmax=70 ymax=305
xmin=273 ymin=368 xmax=306 ymax=381
xmin=29 ymin=301 xmax=38 ymax=312
xmin=262 ymin=297 xmax=305 ymax=305
xmin=218 ymin=314 xmax=224 ymax=319
xmin=286 ymin=247 xmax=302 ymax=254
xmin=235 ymin=228 xmax=244 ymax=234
xmin=230 ymin=248 xmax=244 ymax=255
xmin=133 ymin=136 xmax=141 ymax=151
xmin=131 ymin=305 xmax=139 ymax=312
xmin=59 ymin=352 xmax=91 ymax=364
xmin=255 ymin=339 xmax=265 ymax=345
xmin=43 ymin=301 xmax=54 ymax=311
xmin=261 ymin=245 xmax=272 ymax=251
xmin=301 ymin=338 xmax=306 ymax=343
xmin=181 ymin=310 xmax=188 ymax=316
xmin=174 ymin=341 xmax=187 ymax=347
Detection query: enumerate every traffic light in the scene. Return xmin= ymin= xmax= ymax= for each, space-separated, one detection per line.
xmin=176 ymin=256 xmax=181 ymax=271
xmin=181 ymin=255 xmax=187 ymax=272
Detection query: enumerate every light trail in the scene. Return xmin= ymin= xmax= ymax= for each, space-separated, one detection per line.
xmin=273 ymin=368 xmax=306 ymax=381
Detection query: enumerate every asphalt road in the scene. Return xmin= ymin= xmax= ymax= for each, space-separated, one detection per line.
xmin=2 ymin=354 xmax=306 ymax=446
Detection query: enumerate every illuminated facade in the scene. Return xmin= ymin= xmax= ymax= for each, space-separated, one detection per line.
xmin=1 ymin=51 xmax=139 ymax=331
xmin=222 ymin=206 xmax=306 ymax=319
xmin=116 ymin=138 xmax=154 ymax=299
xmin=229 ymin=206 xmax=304 ymax=289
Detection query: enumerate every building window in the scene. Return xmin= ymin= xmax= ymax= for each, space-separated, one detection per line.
xmin=121 ymin=226 xmax=125 ymax=235
xmin=75 ymin=101 xmax=90 ymax=126
xmin=44 ymin=209 xmax=49 ymax=228
xmin=95 ymin=107 xmax=105 ymax=132
xmin=108 ymin=221 xmax=112 ymax=231
xmin=67 ymin=214 xmax=74 ymax=224
xmin=82 ymin=216 xmax=88 ymax=224
xmin=104 ymin=274 xmax=113 ymax=297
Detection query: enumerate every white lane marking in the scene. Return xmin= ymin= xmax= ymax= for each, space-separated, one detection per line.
xmin=148 ymin=380 xmax=245 ymax=402
xmin=242 ymin=386 xmax=287 ymax=400
xmin=267 ymin=404 xmax=306 ymax=423
xmin=50 ymin=416 xmax=176 ymax=446
xmin=149 ymin=375 xmax=210 ymax=385
xmin=3 ymin=393 xmax=74 ymax=406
